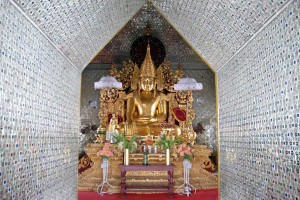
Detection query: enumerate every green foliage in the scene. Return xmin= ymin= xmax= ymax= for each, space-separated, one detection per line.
xmin=114 ymin=133 xmax=141 ymax=153
xmin=184 ymin=154 xmax=193 ymax=160
xmin=97 ymin=131 xmax=106 ymax=135
xmin=155 ymin=134 xmax=181 ymax=150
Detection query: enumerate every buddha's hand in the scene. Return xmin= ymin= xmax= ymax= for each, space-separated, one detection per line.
xmin=135 ymin=117 xmax=150 ymax=123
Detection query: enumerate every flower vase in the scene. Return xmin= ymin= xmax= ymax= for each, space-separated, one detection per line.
xmin=97 ymin=157 xmax=115 ymax=195
xmin=101 ymin=157 xmax=109 ymax=177
xmin=182 ymin=159 xmax=194 ymax=196
xmin=101 ymin=158 xmax=109 ymax=189
xmin=165 ymin=149 xmax=170 ymax=165
xmin=124 ymin=149 xmax=129 ymax=165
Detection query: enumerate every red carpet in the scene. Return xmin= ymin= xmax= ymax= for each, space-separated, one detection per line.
xmin=78 ymin=189 xmax=218 ymax=200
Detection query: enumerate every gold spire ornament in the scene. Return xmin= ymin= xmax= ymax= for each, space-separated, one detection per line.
xmin=139 ymin=43 xmax=156 ymax=78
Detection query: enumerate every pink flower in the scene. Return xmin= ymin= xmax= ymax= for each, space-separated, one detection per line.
xmin=184 ymin=149 xmax=190 ymax=155
xmin=176 ymin=147 xmax=182 ymax=153
xmin=97 ymin=143 xmax=114 ymax=158
xmin=177 ymin=143 xmax=193 ymax=159
xmin=107 ymin=151 xmax=113 ymax=157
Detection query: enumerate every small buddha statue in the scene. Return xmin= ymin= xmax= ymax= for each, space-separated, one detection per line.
xmin=106 ymin=113 xmax=119 ymax=142
xmin=125 ymin=43 xmax=168 ymax=136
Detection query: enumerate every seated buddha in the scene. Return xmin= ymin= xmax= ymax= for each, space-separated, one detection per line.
xmin=124 ymin=43 xmax=169 ymax=136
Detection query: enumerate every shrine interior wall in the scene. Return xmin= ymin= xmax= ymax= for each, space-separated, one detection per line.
xmin=80 ymin=69 xmax=217 ymax=154
xmin=218 ymin=1 xmax=299 ymax=199
xmin=1 ymin=1 xmax=81 ymax=199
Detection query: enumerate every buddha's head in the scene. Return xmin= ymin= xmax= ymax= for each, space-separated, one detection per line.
xmin=140 ymin=77 xmax=155 ymax=92
xmin=139 ymin=43 xmax=156 ymax=92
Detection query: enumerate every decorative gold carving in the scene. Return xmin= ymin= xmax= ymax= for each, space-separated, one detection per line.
xmin=108 ymin=61 xmax=135 ymax=90
xmin=131 ymin=64 xmax=139 ymax=90
xmin=94 ymin=134 xmax=105 ymax=143
xmin=98 ymin=89 xmax=125 ymax=131
xmin=99 ymin=88 xmax=119 ymax=103
xmin=157 ymin=61 xmax=184 ymax=92
xmin=107 ymin=51 xmax=184 ymax=93
xmin=78 ymin=154 xmax=94 ymax=174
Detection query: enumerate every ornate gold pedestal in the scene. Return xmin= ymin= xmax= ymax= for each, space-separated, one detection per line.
xmin=78 ymin=143 xmax=218 ymax=193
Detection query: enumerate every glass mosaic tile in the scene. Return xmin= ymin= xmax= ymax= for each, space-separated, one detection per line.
xmin=13 ymin=0 xmax=145 ymax=70
xmin=218 ymin=1 xmax=300 ymax=199
xmin=152 ymin=0 xmax=289 ymax=70
xmin=1 ymin=1 xmax=81 ymax=199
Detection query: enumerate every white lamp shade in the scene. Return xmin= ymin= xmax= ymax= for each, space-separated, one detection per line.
xmin=94 ymin=76 xmax=122 ymax=89
xmin=174 ymin=77 xmax=203 ymax=91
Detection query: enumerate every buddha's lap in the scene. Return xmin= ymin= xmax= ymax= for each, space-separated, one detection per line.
xmin=129 ymin=124 xmax=161 ymax=135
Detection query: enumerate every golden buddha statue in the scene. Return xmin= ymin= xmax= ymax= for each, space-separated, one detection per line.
xmin=125 ymin=43 xmax=169 ymax=136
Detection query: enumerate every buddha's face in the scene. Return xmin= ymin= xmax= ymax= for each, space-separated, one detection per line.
xmin=140 ymin=77 xmax=155 ymax=92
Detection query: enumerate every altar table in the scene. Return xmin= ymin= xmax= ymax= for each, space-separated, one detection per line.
xmin=120 ymin=164 xmax=174 ymax=199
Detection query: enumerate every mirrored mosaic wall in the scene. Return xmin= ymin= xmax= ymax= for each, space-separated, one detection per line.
xmin=79 ymin=68 xmax=217 ymax=154
xmin=12 ymin=0 xmax=144 ymax=70
xmin=152 ymin=0 xmax=289 ymax=70
xmin=218 ymin=1 xmax=299 ymax=199
xmin=1 ymin=1 xmax=81 ymax=199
